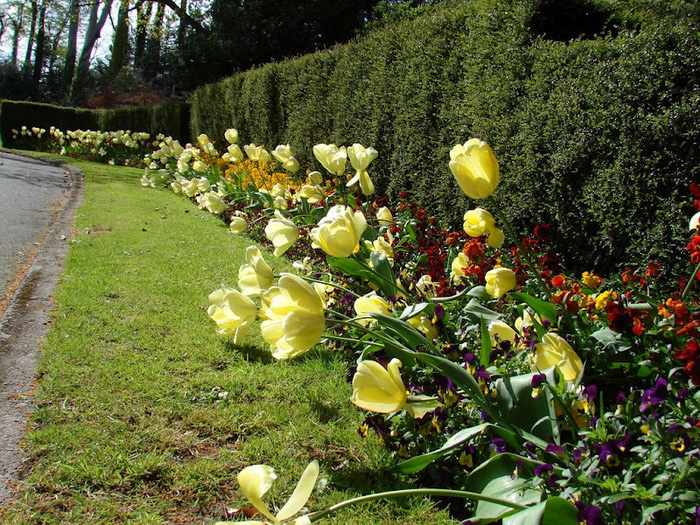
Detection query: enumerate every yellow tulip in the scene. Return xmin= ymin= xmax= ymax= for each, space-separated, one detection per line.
xmin=351 ymin=359 xmax=407 ymax=413
xmin=375 ymin=206 xmax=393 ymax=227
xmin=347 ymin=143 xmax=378 ymax=195
xmin=312 ymin=143 xmax=347 ymax=176
xmin=244 ymin=143 xmax=272 ymax=163
xmin=229 ymin=216 xmax=248 ymax=234
xmin=198 ymin=192 xmax=227 ymax=214
xmin=485 ymin=267 xmax=516 ymax=298
xmin=487 ymin=228 xmax=505 ymax=248
xmin=364 ymin=237 xmax=394 ymax=264
xmin=451 ymin=251 xmax=470 ymax=282
xmin=463 ymin=208 xmax=496 ymax=237
xmin=224 ymin=128 xmax=239 ymax=144
xmin=265 ymin=210 xmax=299 ymax=256
xmin=272 ymin=144 xmax=300 ymax=172
xmin=488 ymin=319 xmax=517 ymax=346
xmin=218 ymin=460 xmax=319 ymax=525
xmin=298 ymin=185 xmax=324 ymax=204
xmin=302 ymin=171 xmax=321 ymax=186
xmin=238 ymin=246 xmax=274 ymax=296
xmin=260 ymin=273 xmax=325 ymax=359
xmin=310 ymin=205 xmax=367 ymax=258
xmin=223 ymin=144 xmax=244 ymax=163
xmin=449 ymin=138 xmax=499 ymax=199
xmin=192 ymin=160 xmax=207 ymax=173
xmin=207 ymin=288 xmax=258 ymax=343
xmin=353 ymin=292 xmax=393 ymax=326
xmin=530 ymin=332 xmax=584 ymax=384
xmin=407 ymin=313 xmax=438 ymax=341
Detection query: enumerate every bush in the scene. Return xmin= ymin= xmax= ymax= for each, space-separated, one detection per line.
xmin=0 ymin=100 xmax=190 ymax=147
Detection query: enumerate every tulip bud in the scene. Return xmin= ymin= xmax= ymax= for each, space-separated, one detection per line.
xmin=229 ymin=216 xmax=247 ymax=233
xmin=376 ymin=206 xmax=393 ymax=227
xmin=485 ymin=267 xmax=516 ymax=298
xmin=449 ymin=138 xmax=499 ymax=199
xmin=463 ymin=208 xmax=496 ymax=237
xmin=224 ymin=128 xmax=238 ymax=144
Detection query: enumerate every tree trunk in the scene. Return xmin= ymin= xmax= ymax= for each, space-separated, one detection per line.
xmin=60 ymin=0 xmax=80 ymax=100
xmin=31 ymin=0 xmax=47 ymax=99
xmin=143 ymin=0 xmax=165 ymax=79
xmin=69 ymin=0 xmax=114 ymax=105
xmin=177 ymin=0 xmax=187 ymax=48
xmin=9 ymin=4 xmax=25 ymax=67
xmin=133 ymin=0 xmax=153 ymax=72
xmin=22 ymin=0 xmax=38 ymax=74
xmin=108 ymin=0 xmax=131 ymax=79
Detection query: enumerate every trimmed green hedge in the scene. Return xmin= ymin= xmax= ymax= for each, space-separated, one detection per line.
xmin=189 ymin=0 xmax=700 ymax=280
xmin=0 ymin=100 xmax=190 ymax=147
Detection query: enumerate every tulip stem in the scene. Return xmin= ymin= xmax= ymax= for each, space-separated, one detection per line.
xmin=486 ymin=196 xmax=552 ymax=300
xmin=302 ymin=276 xmax=362 ymax=300
xmin=306 ymin=488 xmax=527 ymax=522
xmin=681 ymin=260 xmax=700 ymax=302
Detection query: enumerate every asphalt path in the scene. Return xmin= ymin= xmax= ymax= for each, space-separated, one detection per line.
xmin=0 ymin=150 xmax=84 ymax=507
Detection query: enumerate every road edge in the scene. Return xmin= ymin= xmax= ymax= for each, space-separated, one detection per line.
xmin=0 ymin=152 xmax=84 ymax=508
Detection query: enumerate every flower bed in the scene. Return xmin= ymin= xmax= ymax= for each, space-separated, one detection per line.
xmin=15 ymin=126 xmax=700 ymax=523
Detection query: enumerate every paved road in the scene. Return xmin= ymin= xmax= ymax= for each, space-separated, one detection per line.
xmin=0 ymin=150 xmax=84 ymax=507
xmin=0 ymin=152 xmax=71 ymax=301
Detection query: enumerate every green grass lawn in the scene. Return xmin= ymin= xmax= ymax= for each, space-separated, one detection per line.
xmin=0 ymin=155 xmax=454 ymax=524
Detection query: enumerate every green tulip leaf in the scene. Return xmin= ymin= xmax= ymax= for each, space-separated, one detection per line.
xmin=396 ymin=423 xmax=490 ymax=474
xmin=327 ymin=256 xmax=373 ymax=281
xmin=411 ymin=352 xmax=492 ymax=417
xmin=465 ymin=454 xmax=542 ymax=522
xmin=589 ymin=327 xmax=621 ymax=347
xmin=369 ymin=313 xmax=440 ymax=355
xmin=398 ymin=302 xmax=434 ymax=321
xmin=510 ymin=292 xmax=558 ymax=324
xmin=502 ymin=497 xmax=579 ymax=525
xmin=480 ymin=316 xmax=493 ymax=367
xmin=368 ymin=251 xmax=397 ymax=297
xmin=468 ymin=285 xmax=491 ymax=300
xmin=462 ymin=298 xmax=502 ymax=324
xmin=495 ymin=369 xmax=558 ymax=443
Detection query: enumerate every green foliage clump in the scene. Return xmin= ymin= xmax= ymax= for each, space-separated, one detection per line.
xmin=188 ymin=0 xmax=699 ymax=281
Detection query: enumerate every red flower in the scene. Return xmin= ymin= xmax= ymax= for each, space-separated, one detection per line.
xmin=675 ymin=339 xmax=700 ymax=385
xmin=645 ymin=261 xmax=660 ymax=278
xmin=606 ymin=301 xmax=635 ymax=335
xmin=687 ymin=234 xmax=700 ymax=263
xmin=551 ymin=275 xmax=566 ymax=288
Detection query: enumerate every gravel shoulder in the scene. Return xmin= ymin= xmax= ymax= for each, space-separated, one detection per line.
xmin=0 ymin=152 xmax=84 ymax=507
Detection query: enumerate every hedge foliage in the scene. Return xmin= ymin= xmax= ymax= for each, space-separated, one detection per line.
xmin=0 ymin=100 xmax=190 ymax=146
xmin=189 ymin=0 xmax=700 ymax=280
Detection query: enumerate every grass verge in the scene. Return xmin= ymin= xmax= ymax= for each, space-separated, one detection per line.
xmin=0 ymin=155 xmax=455 ymax=524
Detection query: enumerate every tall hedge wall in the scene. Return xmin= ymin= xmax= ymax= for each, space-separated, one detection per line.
xmin=195 ymin=0 xmax=699 ymax=279
xmin=0 ymin=100 xmax=190 ymax=147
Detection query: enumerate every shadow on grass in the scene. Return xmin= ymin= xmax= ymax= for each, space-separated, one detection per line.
xmin=223 ymin=340 xmax=274 ymax=364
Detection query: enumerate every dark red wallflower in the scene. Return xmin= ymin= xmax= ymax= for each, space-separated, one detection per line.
xmin=675 ymin=339 xmax=700 ymax=385
xmin=687 ymin=234 xmax=700 ymax=263
xmin=605 ymin=301 xmax=635 ymax=335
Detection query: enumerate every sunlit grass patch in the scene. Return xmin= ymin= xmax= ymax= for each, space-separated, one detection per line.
xmin=0 ymin=155 xmax=453 ymax=524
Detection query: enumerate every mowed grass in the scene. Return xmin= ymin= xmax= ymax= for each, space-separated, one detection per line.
xmin=0 ymin=155 xmax=454 ymax=524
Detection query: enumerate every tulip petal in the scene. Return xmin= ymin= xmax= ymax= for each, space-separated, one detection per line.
xmin=237 ymin=465 xmax=277 ymax=523
xmin=276 ymin=461 xmax=319 ymax=521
